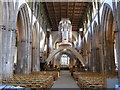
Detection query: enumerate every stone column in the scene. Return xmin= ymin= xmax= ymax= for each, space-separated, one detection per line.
xmin=9 ymin=28 xmax=17 ymax=76
xmin=90 ymin=48 xmax=94 ymax=72
xmin=2 ymin=25 xmax=8 ymax=78
xmin=99 ymin=41 xmax=105 ymax=74
xmin=70 ymin=59 xmax=74 ymax=67
xmin=104 ymin=40 xmax=116 ymax=74
xmin=47 ymin=31 xmax=50 ymax=58
xmin=92 ymin=48 xmax=96 ymax=72
xmin=26 ymin=40 xmax=32 ymax=74
xmin=32 ymin=47 xmax=36 ymax=71
xmin=92 ymin=48 xmax=99 ymax=72
xmin=116 ymin=2 xmax=120 ymax=77
xmin=2 ymin=25 xmax=17 ymax=78
xmin=96 ymin=48 xmax=101 ymax=72
xmin=16 ymin=38 xmax=32 ymax=74
xmin=31 ymin=32 xmax=40 ymax=72
xmin=0 ymin=25 xmax=3 ymax=81
xmin=16 ymin=39 xmax=25 ymax=74
xmin=24 ymin=38 xmax=32 ymax=74
xmin=56 ymin=60 xmax=58 ymax=68
xmin=87 ymin=51 xmax=91 ymax=71
xmin=32 ymin=47 xmax=40 ymax=71
xmin=36 ymin=37 xmax=40 ymax=71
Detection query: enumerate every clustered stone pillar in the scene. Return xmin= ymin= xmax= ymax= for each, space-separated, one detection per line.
xmin=16 ymin=38 xmax=32 ymax=74
xmin=32 ymin=43 xmax=40 ymax=72
xmin=1 ymin=25 xmax=17 ymax=78
xmin=87 ymin=51 xmax=91 ymax=71
xmin=69 ymin=59 xmax=74 ymax=67
xmin=16 ymin=39 xmax=26 ymax=74
xmin=105 ymin=40 xmax=116 ymax=74
xmin=0 ymin=25 xmax=3 ymax=81
xmin=26 ymin=39 xmax=32 ymax=74
xmin=117 ymin=2 xmax=120 ymax=78
xmin=95 ymin=48 xmax=101 ymax=72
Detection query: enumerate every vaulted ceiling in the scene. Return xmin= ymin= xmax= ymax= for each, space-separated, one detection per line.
xmin=43 ymin=2 xmax=91 ymax=31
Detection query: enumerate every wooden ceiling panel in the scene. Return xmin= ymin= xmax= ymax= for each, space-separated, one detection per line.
xmin=43 ymin=2 xmax=90 ymax=31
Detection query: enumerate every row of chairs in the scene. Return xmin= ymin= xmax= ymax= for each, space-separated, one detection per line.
xmin=31 ymin=71 xmax=59 ymax=81
xmin=73 ymin=72 xmax=118 ymax=89
xmin=73 ymin=72 xmax=101 ymax=81
xmin=1 ymin=74 xmax=54 ymax=88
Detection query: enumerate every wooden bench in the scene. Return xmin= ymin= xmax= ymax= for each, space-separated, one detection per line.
xmin=73 ymin=72 xmax=118 ymax=89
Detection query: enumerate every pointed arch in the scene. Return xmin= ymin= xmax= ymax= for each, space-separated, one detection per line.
xmin=15 ymin=4 xmax=31 ymax=74
xmin=100 ymin=3 xmax=116 ymax=74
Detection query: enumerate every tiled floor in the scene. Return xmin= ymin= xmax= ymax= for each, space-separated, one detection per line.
xmin=52 ymin=70 xmax=79 ymax=88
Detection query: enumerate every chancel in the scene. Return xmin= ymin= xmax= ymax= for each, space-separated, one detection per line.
xmin=0 ymin=0 xmax=119 ymax=89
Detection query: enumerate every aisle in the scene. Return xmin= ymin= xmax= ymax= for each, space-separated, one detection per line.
xmin=52 ymin=70 xmax=79 ymax=88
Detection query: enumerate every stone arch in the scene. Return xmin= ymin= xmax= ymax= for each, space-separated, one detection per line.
xmin=15 ymin=3 xmax=28 ymax=26
xmin=101 ymin=3 xmax=116 ymax=74
xmin=15 ymin=4 xmax=31 ymax=74
xmin=105 ymin=9 xmax=116 ymax=74
xmin=100 ymin=4 xmax=109 ymax=74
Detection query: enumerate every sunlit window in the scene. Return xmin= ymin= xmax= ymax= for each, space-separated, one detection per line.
xmin=60 ymin=54 xmax=70 ymax=65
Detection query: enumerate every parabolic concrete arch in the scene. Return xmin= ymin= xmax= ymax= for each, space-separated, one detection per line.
xmin=46 ymin=46 xmax=86 ymax=66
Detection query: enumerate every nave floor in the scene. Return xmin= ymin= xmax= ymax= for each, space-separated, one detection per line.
xmin=51 ymin=70 xmax=79 ymax=88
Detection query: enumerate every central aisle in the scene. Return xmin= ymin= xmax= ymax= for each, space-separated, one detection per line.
xmin=52 ymin=70 xmax=79 ymax=88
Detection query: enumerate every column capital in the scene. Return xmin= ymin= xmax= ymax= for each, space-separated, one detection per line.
xmin=21 ymin=40 xmax=26 ymax=43
xmin=27 ymin=41 xmax=32 ymax=44
xmin=8 ymin=28 xmax=17 ymax=33
xmin=91 ymin=47 xmax=99 ymax=50
xmin=0 ymin=25 xmax=17 ymax=33
xmin=32 ymin=47 xmax=36 ymax=49
xmin=0 ymin=25 xmax=6 ymax=31
xmin=87 ymin=52 xmax=91 ymax=54
xmin=32 ymin=47 xmax=37 ymax=49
